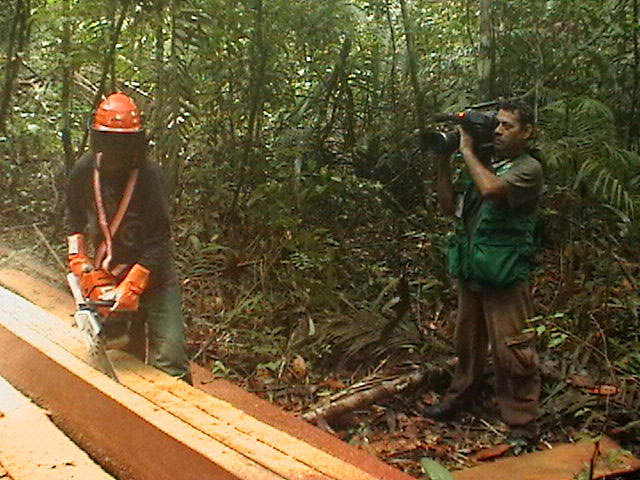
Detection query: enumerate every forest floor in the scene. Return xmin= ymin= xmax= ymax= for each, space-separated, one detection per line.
xmin=0 ymin=229 xmax=638 ymax=479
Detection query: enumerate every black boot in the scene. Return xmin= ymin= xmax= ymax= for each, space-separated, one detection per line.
xmin=506 ymin=422 xmax=539 ymax=447
xmin=422 ymin=401 xmax=463 ymax=421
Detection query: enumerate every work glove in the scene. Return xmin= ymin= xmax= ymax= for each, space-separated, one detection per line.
xmin=67 ymin=233 xmax=94 ymax=276
xmin=99 ymin=263 xmax=150 ymax=312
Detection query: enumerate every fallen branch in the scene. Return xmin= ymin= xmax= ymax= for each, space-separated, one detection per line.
xmin=33 ymin=223 xmax=66 ymax=273
xmin=301 ymin=366 xmax=449 ymax=424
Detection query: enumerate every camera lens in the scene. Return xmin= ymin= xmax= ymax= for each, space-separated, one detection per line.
xmin=424 ymin=131 xmax=459 ymax=155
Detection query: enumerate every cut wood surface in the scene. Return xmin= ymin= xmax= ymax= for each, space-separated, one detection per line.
xmin=0 ymin=259 xmax=415 ymax=480
xmin=112 ymin=352 xmax=388 ymax=480
xmin=0 ymin=285 xmax=414 ymax=480
xmin=453 ymin=436 xmax=640 ymax=480
xmin=0 ymin=375 xmax=115 ymax=480
xmin=0 ymin=268 xmax=75 ymax=322
xmin=0 ymin=287 xmax=283 ymax=480
xmin=189 ymin=365 xmax=416 ymax=480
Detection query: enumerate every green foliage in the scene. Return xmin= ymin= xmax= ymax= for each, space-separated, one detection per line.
xmin=527 ymin=313 xmax=571 ymax=350
xmin=0 ymin=2 xmax=639 ymax=422
xmin=420 ymin=458 xmax=454 ymax=480
xmin=538 ymin=98 xmax=640 ymax=217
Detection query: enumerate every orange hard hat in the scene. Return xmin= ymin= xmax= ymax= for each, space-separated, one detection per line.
xmin=93 ymin=92 xmax=143 ymax=133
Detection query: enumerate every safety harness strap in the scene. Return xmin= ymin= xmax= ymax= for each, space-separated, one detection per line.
xmin=93 ymin=152 xmax=139 ymax=274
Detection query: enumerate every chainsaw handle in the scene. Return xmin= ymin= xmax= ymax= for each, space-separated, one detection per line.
xmin=66 ymin=273 xmax=115 ymax=309
xmin=86 ymin=300 xmax=116 ymax=308
xmin=67 ymin=272 xmax=85 ymax=305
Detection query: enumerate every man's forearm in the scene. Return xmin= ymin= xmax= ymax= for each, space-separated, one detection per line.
xmin=461 ymin=148 xmax=506 ymax=199
xmin=436 ymin=154 xmax=455 ymax=215
xmin=64 ymin=205 xmax=87 ymax=237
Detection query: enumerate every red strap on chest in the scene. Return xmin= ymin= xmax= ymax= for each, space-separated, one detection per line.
xmin=93 ymin=152 xmax=139 ymax=273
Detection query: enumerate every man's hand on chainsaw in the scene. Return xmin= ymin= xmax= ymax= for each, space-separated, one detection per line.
xmin=99 ymin=263 xmax=150 ymax=312
xmin=99 ymin=286 xmax=140 ymax=312
xmin=69 ymin=254 xmax=94 ymax=276
xmin=67 ymin=233 xmax=94 ymax=276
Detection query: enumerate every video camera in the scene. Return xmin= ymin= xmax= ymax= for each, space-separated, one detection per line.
xmin=424 ymin=109 xmax=498 ymax=157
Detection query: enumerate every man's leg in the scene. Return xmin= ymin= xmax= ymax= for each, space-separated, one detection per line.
xmin=123 ymin=314 xmax=146 ymax=360
xmin=444 ymin=282 xmax=490 ymax=405
xmin=482 ymin=282 xmax=540 ymax=438
xmin=425 ymin=282 xmax=489 ymax=419
xmin=139 ymin=284 xmax=192 ymax=384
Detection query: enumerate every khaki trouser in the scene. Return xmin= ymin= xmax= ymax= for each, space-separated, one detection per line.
xmin=445 ymin=281 xmax=540 ymax=427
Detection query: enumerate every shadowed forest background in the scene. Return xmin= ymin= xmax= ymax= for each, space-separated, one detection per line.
xmin=0 ymin=0 xmax=639 ymax=476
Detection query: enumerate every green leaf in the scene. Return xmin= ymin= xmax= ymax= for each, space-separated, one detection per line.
xmin=548 ymin=331 xmax=568 ymax=348
xmin=420 ymin=458 xmax=454 ymax=480
xmin=257 ymin=360 xmax=284 ymax=372
xmin=188 ymin=234 xmax=202 ymax=250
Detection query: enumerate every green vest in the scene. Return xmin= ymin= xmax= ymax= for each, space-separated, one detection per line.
xmin=446 ymin=158 xmax=538 ymax=287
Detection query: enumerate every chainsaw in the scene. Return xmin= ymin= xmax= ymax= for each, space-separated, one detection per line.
xmin=67 ymin=271 xmax=125 ymax=382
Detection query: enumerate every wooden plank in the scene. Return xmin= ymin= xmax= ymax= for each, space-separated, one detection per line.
xmin=191 ymin=366 xmax=416 ymax=480
xmin=0 ymin=286 xmax=411 ymax=480
xmin=0 ymin=375 xmax=116 ymax=480
xmin=0 ymin=377 xmax=113 ymax=480
xmin=0 ymin=286 xmax=285 ymax=480
xmin=0 ymin=265 xmax=415 ymax=480
xmin=0 ymin=268 xmax=75 ymax=322
xmin=0 ymin=269 xmax=413 ymax=480
xmin=112 ymin=353 xmax=387 ymax=480
xmin=453 ymin=436 xmax=640 ymax=480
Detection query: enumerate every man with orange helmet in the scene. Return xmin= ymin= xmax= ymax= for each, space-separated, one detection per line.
xmin=65 ymin=92 xmax=191 ymax=384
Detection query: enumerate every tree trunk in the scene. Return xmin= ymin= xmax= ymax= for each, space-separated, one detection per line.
xmin=79 ymin=0 xmax=130 ymax=153
xmin=0 ymin=0 xmax=30 ymax=136
xmin=160 ymin=0 xmax=182 ymax=195
xmin=285 ymin=37 xmax=351 ymax=130
xmin=399 ymin=0 xmax=429 ymax=152
xmin=477 ymin=0 xmax=496 ymax=102
xmin=61 ymin=0 xmax=74 ymax=173
xmin=279 ymin=37 xmax=351 ymax=188
xmin=227 ymin=0 xmax=268 ymax=215
xmin=629 ymin=0 xmax=639 ymax=151
xmin=383 ymin=0 xmax=398 ymax=102
xmin=244 ymin=0 xmax=267 ymax=165
xmin=150 ymin=3 xmax=166 ymax=145
xmin=341 ymin=68 xmax=356 ymax=151
xmin=315 ymin=36 xmax=352 ymax=149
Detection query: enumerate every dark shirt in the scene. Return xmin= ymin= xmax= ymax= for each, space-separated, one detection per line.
xmin=65 ymin=151 xmax=177 ymax=289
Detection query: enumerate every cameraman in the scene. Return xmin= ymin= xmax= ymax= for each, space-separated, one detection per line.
xmin=426 ymin=99 xmax=543 ymax=446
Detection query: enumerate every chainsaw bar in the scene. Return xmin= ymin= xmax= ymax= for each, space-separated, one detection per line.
xmin=88 ymin=335 xmax=119 ymax=382
xmin=67 ymin=273 xmax=120 ymax=383
xmin=74 ymin=308 xmax=120 ymax=383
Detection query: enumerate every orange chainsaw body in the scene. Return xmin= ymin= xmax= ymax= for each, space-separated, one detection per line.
xmin=79 ymin=269 xmax=119 ymax=318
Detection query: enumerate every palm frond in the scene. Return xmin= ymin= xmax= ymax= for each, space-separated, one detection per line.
xmin=539 ymin=97 xmax=640 ymax=217
xmin=315 ymin=310 xmax=449 ymax=366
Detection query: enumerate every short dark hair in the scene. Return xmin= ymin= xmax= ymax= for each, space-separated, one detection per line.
xmin=498 ymin=99 xmax=534 ymax=127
